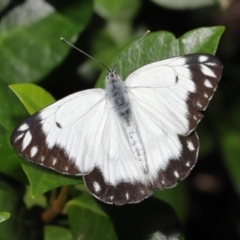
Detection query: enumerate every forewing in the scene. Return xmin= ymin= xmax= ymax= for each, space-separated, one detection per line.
xmin=126 ymin=54 xmax=222 ymax=133
xmin=126 ymin=54 xmax=222 ymax=188
xmin=11 ymin=89 xmax=106 ymax=175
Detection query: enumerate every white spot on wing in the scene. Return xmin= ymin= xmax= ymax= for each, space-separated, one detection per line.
xmin=186 ymin=161 xmax=190 ymax=167
xmin=40 ymin=156 xmax=44 ymax=162
xmin=52 ymin=158 xmax=57 ymax=166
xmin=30 ymin=146 xmax=38 ymax=157
xmin=204 ymin=93 xmax=208 ymax=98
xmin=201 ymin=65 xmax=216 ymax=77
xmin=174 ymin=171 xmax=179 ymax=178
xmin=93 ymin=181 xmax=101 ymax=193
xmin=126 ymin=192 xmax=129 ymax=200
xmin=161 ymin=180 xmax=165 ymax=185
xmin=199 ymin=56 xmax=208 ymax=62
xmin=205 ymin=62 xmax=216 ymax=67
xmin=196 ymin=101 xmax=203 ymax=108
xmin=18 ymin=123 xmax=29 ymax=131
xmin=204 ymin=79 xmax=213 ymax=88
xmin=14 ymin=133 xmax=24 ymax=142
xmin=110 ymin=196 xmax=114 ymax=200
xmin=187 ymin=141 xmax=195 ymax=151
xmin=22 ymin=131 xmax=32 ymax=150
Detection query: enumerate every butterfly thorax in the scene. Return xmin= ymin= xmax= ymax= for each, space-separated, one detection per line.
xmin=106 ymin=70 xmax=132 ymax=124
xmin=106 ymin=69 xmax=147 ymax=172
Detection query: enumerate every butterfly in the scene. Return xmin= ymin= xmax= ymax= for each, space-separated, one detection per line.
xmin=11 ymin=47 xmax=222 ymax=205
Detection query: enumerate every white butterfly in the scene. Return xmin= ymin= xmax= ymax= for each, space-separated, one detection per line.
xmin=11 ymin=52 xmax=222 ymax=205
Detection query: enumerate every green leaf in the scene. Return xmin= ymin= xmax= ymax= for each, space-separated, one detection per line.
xmin=44 ymin=226 xmax=73 ymax=240
xmin=178 ymin=26 xmax=225 ymax=54
xmin=151 ymin=0 xmax=219 ymax=10
xmin=0 ymin=0 xmax=93 ymax=84
xmin=0 ymin=182 xmax=20 ymax=239
xmin=94 ymin=0 xmax=140 ymax=21
xmin=9 ymin=83 xmax=55 ymax=114
xmin=94 ymin=0 xmax=141 ymax=44
xmin=23 ymin=185 xmax=47 ymax=209
xmin=0 ymin=81 xmax=27 ymax=181
xmin=22 ymin=160 xmax=82 ymax=198
xmin=95 ymin=26 xmax=225 ymax=88
xmin=9 ymin=84 xmax=82 ymax=196
xmin=67 ymin=194 xmax=118 ymax=240
xmin=0 ymin=182 xmax=40 ymax=240
xmin=0 ymin=212 xmax=10 ymax=223
xmin=0 ymin=0 xmax=10 ymax=12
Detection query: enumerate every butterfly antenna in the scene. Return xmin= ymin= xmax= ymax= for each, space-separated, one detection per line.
xmin=60 ymin=37 xmax=111 ymax=72
xmin=112 ymin=30 xmax=150 ymax=69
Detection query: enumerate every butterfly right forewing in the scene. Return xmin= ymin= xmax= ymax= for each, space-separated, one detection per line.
xmin=126 ymin=54 xmax=222 ymax=189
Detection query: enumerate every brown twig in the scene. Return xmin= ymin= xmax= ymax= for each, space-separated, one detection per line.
xmin=41 ymin=186 xmax=69 ymax=223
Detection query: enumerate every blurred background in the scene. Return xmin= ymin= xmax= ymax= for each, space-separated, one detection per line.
xmin=0 ymin=0 xmax=240 ymax=239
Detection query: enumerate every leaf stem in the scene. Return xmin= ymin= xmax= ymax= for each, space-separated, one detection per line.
xmin=41 ymin=186 xmax=69 ymax=223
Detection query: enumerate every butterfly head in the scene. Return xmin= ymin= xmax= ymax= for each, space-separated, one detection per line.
xmin=106 ymin=69 xmax=121 ymax=84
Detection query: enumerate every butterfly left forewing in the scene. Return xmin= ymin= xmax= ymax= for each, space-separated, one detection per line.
xmin=11 ymin=114 xmax=82 ymax=174
xmin=11 ymin=89 xmax=107 ymax=175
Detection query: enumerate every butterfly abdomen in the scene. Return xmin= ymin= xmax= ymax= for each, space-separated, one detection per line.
xmin=125 ymin=123 xmax=147 ymax=172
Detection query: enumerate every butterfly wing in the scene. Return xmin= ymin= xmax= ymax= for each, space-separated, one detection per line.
xmin=11 ymin=89 xmax=108 ymax=175
xmin=125 ymin=54 xmax=222 ymax=188
xmin=11 ymin=87 xmax=153 ymax=205
xmin=83 ymin=104 xmax=152 ymax=205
